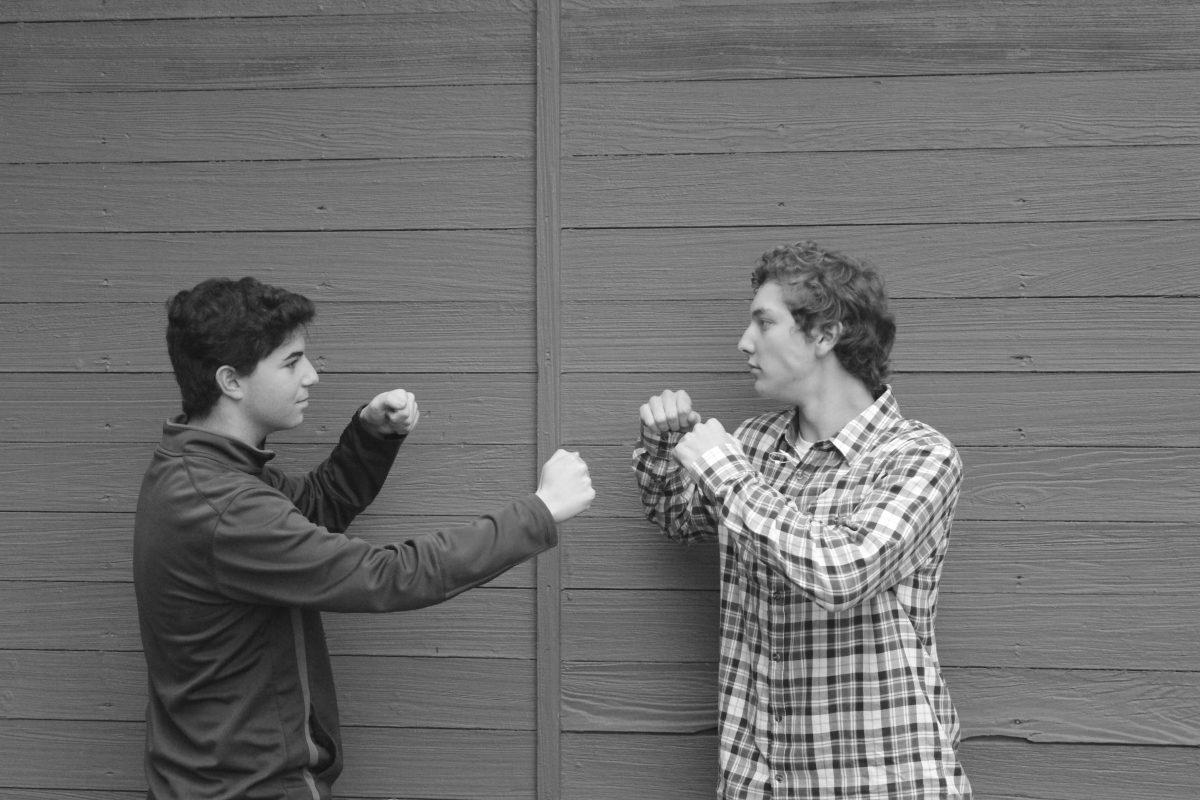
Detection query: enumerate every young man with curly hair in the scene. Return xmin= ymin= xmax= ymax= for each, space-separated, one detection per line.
xmin=135 ymin=276 xmax=593 ymax=799
xmin=633 ymin=242 xmax=971 ymax=799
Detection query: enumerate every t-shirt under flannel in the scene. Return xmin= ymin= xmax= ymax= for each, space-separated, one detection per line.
xmin=632 ymin=389 xmax=972 ymax=799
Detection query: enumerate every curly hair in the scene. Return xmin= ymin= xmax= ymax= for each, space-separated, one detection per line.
xmin=166 ymin=277 xmax=316 ymax=420
xmin=750 ymin=241 xmax=895 ymax=393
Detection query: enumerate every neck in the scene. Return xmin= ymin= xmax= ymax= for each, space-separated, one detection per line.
xmin=793 ymin=376 xmax=875 ymax=443
xmin=189 ymin=404 xmax=266 ymax=449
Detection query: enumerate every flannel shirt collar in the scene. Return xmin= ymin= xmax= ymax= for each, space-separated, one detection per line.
xmin=780 ymin=385 xmax=900 ymax=465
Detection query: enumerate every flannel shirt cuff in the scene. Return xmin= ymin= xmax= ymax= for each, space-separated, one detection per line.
xmin=639 ymin=425 xmax=684 ymax=461
xmin=680 ymin=436 xmax=754 ymax=498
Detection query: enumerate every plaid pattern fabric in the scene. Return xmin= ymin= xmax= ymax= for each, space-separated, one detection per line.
xmin=633 ymin=389 xmax=971 ymax=799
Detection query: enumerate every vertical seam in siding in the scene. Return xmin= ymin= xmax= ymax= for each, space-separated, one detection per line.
xmin=535 ymin=1 xmax=564 ymax=799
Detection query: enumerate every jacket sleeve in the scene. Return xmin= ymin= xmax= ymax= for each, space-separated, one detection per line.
xmin=211 ymin=488 xmax=557 ymax=612
xmin=263 ymin=408 xmax=402 ymax=533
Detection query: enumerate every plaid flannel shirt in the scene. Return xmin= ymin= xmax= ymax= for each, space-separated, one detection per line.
xmin=633 ymin=389 xmax=971 ymax=799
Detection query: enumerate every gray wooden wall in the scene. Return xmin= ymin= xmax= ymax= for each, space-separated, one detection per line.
xmin=2 ymin=2 xmax=1198 ymax=798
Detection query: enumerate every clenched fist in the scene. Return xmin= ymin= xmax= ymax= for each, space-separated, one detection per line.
xmin=640 ymin=389 xmax=702 ymax=435
xmin=674 ymin=417 xmax=736 ymax=471
xmin=360 ymin=389 xmax=421 ymax=438
xmin=535 ymin=449 xmax=596 ymax=522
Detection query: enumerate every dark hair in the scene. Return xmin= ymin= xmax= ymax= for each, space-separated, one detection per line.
xmin=166 ymin=277 xmax=316 ymax=419
xmin=751 ymin=241 xmax=895 ymax=393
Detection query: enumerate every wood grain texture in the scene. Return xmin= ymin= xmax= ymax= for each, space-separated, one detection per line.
xmin=0 ymin=231 xmax=535 ymax=303
xmin=561 ymin=519 xmax=1200 ymax=596
xmin=1 ymin=230 xmax=535 ymax=302
xmin=560 ymin=661 xmax=1200 ymax=745
xmin=561 ymin=298 xmax=1200 ymax=372
xmin=0 ymin=443 xmax=535 ymax=514
xmin=0 ymin=650 xmax=535 ymax=729
xmin=0 ymin=12 xmax=534 ymax=92
xmin=565 ymin=71 xmax=1200 ymax=155
xmin=561 ymin=733 xmax=1200 ymax=800
xmin=0 ymin=159 xmax=534 ymax=233
xmin=0 ymin=373 xmax=536 ymax=444
xmin=0 ymin=512 xmax=535 ymax=587
xmin=12 ymin=439 xmax=1194 ymax=522
xmin=560 ymin=222 xmax=1200 ymax=299
xmin=562 ymin=147 xmax=1200 ymax=227
xmin=561 ymin=0 xmax=1200 ymax=80
xmin=0 ymin=302 xmax=535 ymax=373
xmin=561 ymin=589 xmax=1200 ymax=670
xmin=0 ymin=719 xmax=536 ymax=797
xmin=586 ymin=444 xmax=1200 ymax=522
xmin=534 ymin=0 xmax=566 ymax=796
xmin=1 ymin=86 xmax=533 ymax=163
xmin=0 ymin=581 xmax=535 ymax=657
xmin=561 ymin=372 xmax=1200 ymax=447
xmin=0 ymin=0 xmax=533 ymax=22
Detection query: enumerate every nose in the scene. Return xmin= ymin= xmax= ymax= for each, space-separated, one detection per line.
xmin=302 ymin=357 xmax=319 ymax=386
xmin=738 ymin=324 xmax=754 ymax=355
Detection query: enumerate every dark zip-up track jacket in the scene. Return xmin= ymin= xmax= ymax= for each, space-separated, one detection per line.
xmin=133 ymin=412 xmax=558 ymax=799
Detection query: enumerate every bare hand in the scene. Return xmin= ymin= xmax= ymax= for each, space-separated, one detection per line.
xmin=674 ymin=417 xmax=733 ymax=471
xmin=360 ymin=389 xmax=420 ymax=437
xmin=640 ymin=389 xmax=702 ymax=435
xmin=535 ymin=449 xmax=595 ymax=522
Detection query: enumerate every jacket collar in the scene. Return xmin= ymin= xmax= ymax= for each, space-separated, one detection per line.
xmin=161 ymin=415 xmax=276 ymax=474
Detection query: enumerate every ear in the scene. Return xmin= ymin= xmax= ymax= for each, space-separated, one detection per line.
xmin=813 ymin=321 xmax=842 ymax=356
xmin=214 ymin=365 xmax=245 ymax=400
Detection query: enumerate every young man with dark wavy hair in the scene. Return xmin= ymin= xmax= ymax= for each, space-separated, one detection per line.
xmin=633 ymin=242 xmax=971 ymax=799
xmin=135 ymin=276 xmax=594 ymax=800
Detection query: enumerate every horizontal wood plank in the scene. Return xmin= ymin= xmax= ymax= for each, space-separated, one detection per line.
xmin=1 ymin=581 xmax=535 ymax=657
xmin=13 ymin=512 xmax=1186 ymax=597
xmin=561 ymin=661 xmax=1200 ymax=745
xmin=562 ymin=519 xmax=1200 ymax=596
xmin=0 ymin=231 xmax=535 ymax=303
xmin=9 ymin=439 xmax=1195 ymax=523
xmin=0 ymin=719 xmax=535 ymax=797
xmin=561 ymin=298 xmax=1200 ymax=373
xmin=0 ymin=13 xmax=534 ymax=92
xmin=0 ymin=442 xmax=535 ymax=514
xmin=561 ymin=222 xmax=1200 ymax=299
xmin=562 ymin=147 xmax=1200 ymax=227
xmin=562 ymin=372 xmax=1200 ymax=447
xmin=0 ymin=512 xmax=535 ymax=587
xmin=585 ymin=444 xmax=1200 ymax=523
xmin=0 ymin=0 xmax=532 ymax=22
xmin=561 ymin=733 xmax=1200 ymax=800
xmin=1 ymin=85 xmax=533 ymax=164
xmin=0 ymin=373 xmax=535 ymax=444
xmin=0 ymin=158 xmax=533 ymax=233
xmin=562 ymin=0 xmax=1200 ymax=81
xmin=0 ymin=302 xmax=534 ymax=373
xmin=562 ymin=589 xmax=1200 ymax=670
xmin=0 ymin=650 xmax=535 ymax=729
xmin=565 ymin=71 xmax=1200 ymax=155
xmin=1 ymin=230 xmax=535 ymax=303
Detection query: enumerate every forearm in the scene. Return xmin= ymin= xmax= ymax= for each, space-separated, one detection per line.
xmin=684 ymin=439 xmax=957 ymax=610
xmin=274 ymin=408 xmax=403 ymax=532
xmin=216 ymin=491 xmax=557 ymax=613
xmin=632 ymin=427 xmax=717 ymax=543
